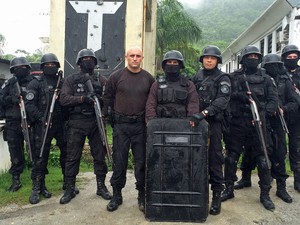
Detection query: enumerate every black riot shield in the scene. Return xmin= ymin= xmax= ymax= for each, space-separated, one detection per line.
xmin=145 ymin=118 xmax=209 ymax=222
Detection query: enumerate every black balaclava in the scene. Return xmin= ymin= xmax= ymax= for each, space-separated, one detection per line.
xmin=80 ymin=59 xmax=96 ymax=74
xmin=14 ymin=67 xmax=29 ymax=80
xmin=283 ymin=58 xmax=299 ymax=71
xmin=264 ymin=63 xmax=285 ymax=78
xmin=164 ymin=64 xmax=181 ymax=82
xmin=43 ymin=66 xmax=58 ymax=76
xmin=243 ymin=57 xmax=259 ymax=74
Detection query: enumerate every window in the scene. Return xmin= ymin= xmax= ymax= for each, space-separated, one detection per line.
xmin=260 ymin=39 xmax=265 ymax=55
xmin=267 ymin=34 xmax=272 ymax=53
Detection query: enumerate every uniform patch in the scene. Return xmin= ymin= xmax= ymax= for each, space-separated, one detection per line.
xmin=26 ymin=92 xmax=34 ymax=100
xmin=220 ymin=84 xmax=230 ymax=94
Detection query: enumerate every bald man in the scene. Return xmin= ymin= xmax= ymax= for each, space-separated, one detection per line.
xmin=103 ymin=46 xmax=155 ymax=212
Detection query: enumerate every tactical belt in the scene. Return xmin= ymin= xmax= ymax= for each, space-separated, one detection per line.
xmin=69 ymin=113 xmax=95 ymax=120
xmin=114 ymin=112 xmax=145 ymax=124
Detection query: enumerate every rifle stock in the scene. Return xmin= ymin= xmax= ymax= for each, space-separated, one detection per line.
xmin=85 ymin=78 xmax=112 ymax=162
xmin=244 ymin=75 xmax=271 ymax=169
xmin=16 ymin=81 xmax=33 ymax=162
xmin=39 ymin=71 xmax=63 ymax=157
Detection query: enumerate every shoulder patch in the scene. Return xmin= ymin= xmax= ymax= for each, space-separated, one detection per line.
xmin=220 ymin=82 xmax=230 ymax=94
xmin=220 ymin=85 xmax=230 ymax=94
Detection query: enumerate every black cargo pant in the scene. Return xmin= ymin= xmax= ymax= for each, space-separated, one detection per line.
xmin=224 ymin=116 xmax=271 ymax=187
xmin=31 ymin=119 xmax=67 ymax=179
xmin=267 ymin=116 xmax=289 ymax=181
xmin=110 ymin=121 xmax=146 ymax=191
xmin=288 ymin=121 xmax=300 ymax=172
xmin=4 ymin=120 xmax=25 ymax=176
xmin=207 ymin=120 xmax=224 ymax=192
xmin=65 ymin=118 xmax=108 ymax=183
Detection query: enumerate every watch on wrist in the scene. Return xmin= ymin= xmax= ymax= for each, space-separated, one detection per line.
xmin=203 ymin=110 xmax=209 ymax=116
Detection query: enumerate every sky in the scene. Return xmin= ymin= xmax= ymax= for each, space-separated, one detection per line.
xmin=0 ymin=0 xmax=50 ymax=55
xmin=0 ymin=0 xmax=200 ymax=55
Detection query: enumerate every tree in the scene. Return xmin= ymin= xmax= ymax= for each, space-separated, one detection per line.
xmin=156 ymin=0 xmax=202 ymax=75
xmin=0 ymin=33 xmax=6 ymax=55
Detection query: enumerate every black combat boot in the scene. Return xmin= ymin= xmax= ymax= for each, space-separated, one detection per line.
xmin=293 ymin=171 xmax=300 ymax=193
xmin=221 ymin=181 xmax=234 ymax=202
xmin=276 ymin=179 xmax=292 ymax=203
xmin=209 ymin=191 xmax=221 ymax=215
xmin=60 ymin=180 xmax=76 ymax=204
xmin=29 ymin=176 xmax=42 ymax=204
xmin=107 ymin=187 xmax=123 ymax=212
xmin=63 ymin=177 xmax=80 ymax=194
xmin=260 ymin=184 xmax=275 ymax=211
xmin=234 ymin=170 xmax=252 ymax=189
xmin=40 ymin=177 xmax=52 ymax=198
xmin=8 ymin=174 xmax=22 ymax=192
xmin=96 ymin=176 xmax=112 ymax=200
xmin=137 ymin=189 xmax=145 ymax=213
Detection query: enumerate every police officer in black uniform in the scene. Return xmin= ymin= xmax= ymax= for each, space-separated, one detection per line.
xmin=221 ymin=45 xmax=278 ymax=211
xmin=25 ymin=53 xmax=69 ymax=204
xmin=0 ymin=57 xmax=33 ymax=192
xmin=261 ymin=53 xmax=297 ymax=203
xmin=281 ymin=44 xmax=300 ymax=193
xmin=191 ymin=46 xmax=231 ymax=215
xmin=59 ymin=49 xmax=111 ymax=204
xmin=146 ymin=50 xmax=199 ymax=121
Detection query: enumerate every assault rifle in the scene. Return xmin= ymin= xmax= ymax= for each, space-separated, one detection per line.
xmin=277 ymin=106 xmax=289 ymax=134
xmin=40 ymin=70 xmax=63 ymax=157
xmin=85 ymin=77 xmax=112 ymax=162
xmin=243 ymin=75 xmax=271 ymax=169
xmin=16 ymin=80 xmax=33 ymax=162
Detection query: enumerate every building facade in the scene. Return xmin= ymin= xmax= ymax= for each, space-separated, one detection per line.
xmin=221 ymin=0 xmax=300 ymax=73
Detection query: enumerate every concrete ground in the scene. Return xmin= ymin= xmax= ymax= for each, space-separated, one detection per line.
xmin=0 ymin=171 xmax=300 ymax=225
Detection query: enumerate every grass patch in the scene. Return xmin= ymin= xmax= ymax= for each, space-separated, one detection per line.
xmin=0 ymin=124 xmax=133 ymax=208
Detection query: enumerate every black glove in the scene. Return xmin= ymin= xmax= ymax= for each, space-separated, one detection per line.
xmin=192 ymin=112 xmax=206 ymax=121
xmin=190 ymin=112 xmax=206 ymax=126
xmin=237 ymin=92 xmax=250 ymax=103
xmin=83 ymin=93 xmax=95 ymax=105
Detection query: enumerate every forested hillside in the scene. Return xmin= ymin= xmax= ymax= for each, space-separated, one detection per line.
xmin=182 ymin=0 xmax=275 ymax=49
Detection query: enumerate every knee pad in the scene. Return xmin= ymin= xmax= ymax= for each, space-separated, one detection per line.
xmin=257 ymin=156 xmax=269 ymax=170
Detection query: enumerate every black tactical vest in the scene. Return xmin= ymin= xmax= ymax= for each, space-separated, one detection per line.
xmin=69 ymin=74 xmax=95 ymax=117
xmin=233 ymin=69 xmax=268 ymax=117
xmin=156 ymin=76 xmax=189 ymax=118
xmin=3 ymin=76 xmax=32 ymax=120
xmin=193 ymin=69 xmax=225 ymax=110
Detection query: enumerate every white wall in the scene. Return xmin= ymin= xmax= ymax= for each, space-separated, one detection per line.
xmin=0 ymin=126 xmax=10 ymax=173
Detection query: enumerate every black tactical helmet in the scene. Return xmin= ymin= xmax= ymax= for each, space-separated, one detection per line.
xmin=40 ymin=53 xmax=60 ymax=68
xmin=200 ymin=45 xmax=222 ymax=64
xmin=76 ymin=49 xmax=97 ymax=65
xmin=162 ymin=50 xmax=185 ymax=69
xmin=281 ymin=44 xmax=300 ymax=59
xmin=10 ymin=57 xmax=32 ymax=73
xmin=261 ymin=53 xmax=283 ymax=68
xmin=239 ymin=45 xmax=262 ymax=64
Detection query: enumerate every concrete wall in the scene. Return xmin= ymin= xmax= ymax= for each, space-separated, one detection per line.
xmin=49 ymin=0 xmax=156 ymax=75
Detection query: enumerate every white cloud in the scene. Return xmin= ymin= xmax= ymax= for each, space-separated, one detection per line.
xmin=0 ymin=0 xmax=50 ymax=54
